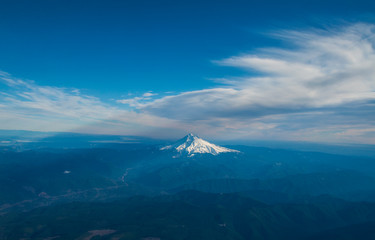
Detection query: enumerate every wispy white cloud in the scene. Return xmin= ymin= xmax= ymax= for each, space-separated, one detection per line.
xmin=142 ymin=92 xmax=157 ymax=97
xmin=136 ymin=23 xmax=375 ymax=143
xmin=0 ymin=72 xmax=185 ymax=138
xmin=116 ymin=91 xmax=157 ymax=108
xmin=143 ymin=23 xmax=375 ymax=119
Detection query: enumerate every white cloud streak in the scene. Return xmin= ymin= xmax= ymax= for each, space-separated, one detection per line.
xmin=136 ymin=23 xmax=375 ymax=143
xmin=0 ymin=72 xmax=185 ymax=138
xmin=142 ymin=23 xmax=375 ymax=120
xmin=116 ymin=91 xmax=157 ymax=108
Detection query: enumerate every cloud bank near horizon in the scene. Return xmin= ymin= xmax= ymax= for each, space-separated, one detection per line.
xmin=1 ymin=23 xmax=375 ymax=143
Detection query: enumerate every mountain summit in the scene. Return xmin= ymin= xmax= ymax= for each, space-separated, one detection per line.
xmin=160 ymin=133 xmax=239 ymax=156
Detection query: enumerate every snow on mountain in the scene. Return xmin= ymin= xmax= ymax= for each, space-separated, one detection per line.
xmin=160 ymin=133 xmax=239 ymax=156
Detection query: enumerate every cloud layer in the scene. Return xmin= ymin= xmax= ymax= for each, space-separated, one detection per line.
xmin=1 ymin=23 xmax=375 ymax=143
xmin=138 ymin=23 xmax=375 ymax=143
xmin=142 ymin=23 xmax=375 ymax=119
xmin=0 ymin=71 xmax=185 ymax=137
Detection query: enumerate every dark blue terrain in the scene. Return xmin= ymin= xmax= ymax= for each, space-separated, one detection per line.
xmin=1 ymin=131 xmax=375 ymax=239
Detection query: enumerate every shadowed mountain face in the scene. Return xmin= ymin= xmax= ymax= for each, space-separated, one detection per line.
xmin=1 ymin=133 xmax=375 ymax=239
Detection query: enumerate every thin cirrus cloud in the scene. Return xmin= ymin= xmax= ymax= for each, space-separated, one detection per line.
xmin=0 ymin=71 xmax=184 ymax=137
xmin=116 ymin=92 xmax=157 ymax=108
xmin=126 ymin=23 xmax=375 ymax=143
xmin=1 ymin=23 xmax=375 ymax=143
xmin=141 ymin=23 xmax=375 ymax=120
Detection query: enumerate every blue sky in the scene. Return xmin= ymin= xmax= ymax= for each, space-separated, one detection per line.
xmin=1 ymin=0 xmax=375 ymax=143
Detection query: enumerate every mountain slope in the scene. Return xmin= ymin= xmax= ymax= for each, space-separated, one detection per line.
xmin=161 ymin=133 xmax=239 ymax=156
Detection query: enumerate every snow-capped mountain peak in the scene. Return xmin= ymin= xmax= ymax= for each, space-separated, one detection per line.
xmin=160 ymin=133 xmax=239 ymax=156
